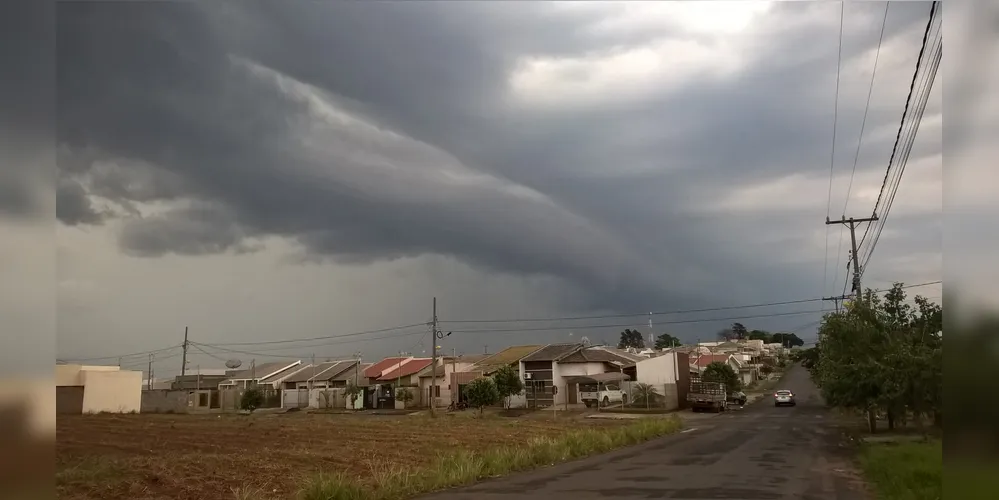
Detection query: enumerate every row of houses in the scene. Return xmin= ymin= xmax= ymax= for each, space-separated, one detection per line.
xmin=57 ymin=338 xmax=787 ymax=414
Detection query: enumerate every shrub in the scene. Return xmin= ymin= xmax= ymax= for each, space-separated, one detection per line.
xmin=240 ymin=388 xmax=264 ymax=412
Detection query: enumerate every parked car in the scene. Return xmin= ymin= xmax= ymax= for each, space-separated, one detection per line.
xmin=773 ymin=389 xmax=796 ymax=407
xmin=580 ymin=384 xmax=626 ymax=407
xmin=727 ymin=390 xmax=747 ymax=406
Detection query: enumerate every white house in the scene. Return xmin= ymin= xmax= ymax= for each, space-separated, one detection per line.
xmin=56 ymin=364 xmax=142 ymax=414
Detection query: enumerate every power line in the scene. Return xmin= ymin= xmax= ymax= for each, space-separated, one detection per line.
xmin=449 ymin=309 xmax=829 ymax=335
xmin=199 ymin=322 xmax=429 ymax=347
xmin=442 ymin=297 xmax=827 ymax=324
xmin=823 ymin=0 xmax=847 ymax=304
xmin=843 ymin=1 xmax=890 ymax=216
xmin=59 ymin=344 xmax=181 ymax=363
xmin=858 ymin=4 xmax=941 ymax=276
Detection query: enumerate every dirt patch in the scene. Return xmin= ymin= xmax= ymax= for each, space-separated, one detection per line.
xmin=57 ymin=412 xmax=629 ymax=500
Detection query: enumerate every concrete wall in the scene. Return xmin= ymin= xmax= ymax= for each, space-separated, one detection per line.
xmin=56 ymin=386 xmax=85 ymax=414
xmin=635 ymin=354 xmax=679 ymax=385
xmin=81 ymin=369 xmax=142 ymax=413
xmin=55 ymin=364 xmax=119 ymax=386
xmin=141 ymin=389 xmax=189 ymax=413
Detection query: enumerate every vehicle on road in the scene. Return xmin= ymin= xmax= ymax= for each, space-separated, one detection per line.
xmin=580 ymin=383 xmax=626 ymax=408
xmin=727 ymin=390 xmax=747 ymax=406
xmin=773 ymin=389 xmax=796 ymax=407
xmin=688 ymin=380 xmax=727 ymax=412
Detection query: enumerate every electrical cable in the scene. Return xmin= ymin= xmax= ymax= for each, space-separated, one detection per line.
xmin=823 ymin=1 xmax=847 ymax=305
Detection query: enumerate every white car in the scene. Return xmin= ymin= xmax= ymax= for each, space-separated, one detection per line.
xmin=773 ymin=389 xmax=796 ymax=407
xmin=580 ymin=384 xmax=626 ymax=407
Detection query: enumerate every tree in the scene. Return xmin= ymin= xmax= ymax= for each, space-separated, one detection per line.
xmin=492 ymin=365 xmax=525 ymax=409
xmin=464 ymin=377 xmax=501 ymax=415
xmin=771 ymin=332 xmax=804 ymax=348
xmin=617 ymin=329 xmax=645 ymax=349
xmin=716 ymin=328 xmax=736 ymax=341
xmin=395 ymin=387 xmax=414 ymax=408
xmin=731 ymin=323 xmax=748 ymax=340
xmin=344 ymin=383 xmax=363 ymax=410
xmin=748 ymin=330 xmax=772 ymax=343
xmin=798 ymin=346 xmax=820 ymax=371
xmin=632 ymin=383 xmax=661 ymax=407
xmin=814 ymin=283 xmax=942 ymax=433
xmin=240 ymin=388 xmax=264 ymax=412
xmin=654 ymin=333 xmax=681 ymax=350
xmin=701 ymin=361 xmax=742 ymax=393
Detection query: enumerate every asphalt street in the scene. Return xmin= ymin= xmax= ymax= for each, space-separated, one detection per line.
xmin=420 ymin=365 xmax=867 ymax=500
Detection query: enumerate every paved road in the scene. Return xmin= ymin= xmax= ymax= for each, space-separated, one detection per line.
xmin=421 ymin=365 xmax=867 ymax=500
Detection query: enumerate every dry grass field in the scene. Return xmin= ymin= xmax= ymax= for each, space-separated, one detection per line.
xmin=56 ymin=411 xmax=640 ymax=500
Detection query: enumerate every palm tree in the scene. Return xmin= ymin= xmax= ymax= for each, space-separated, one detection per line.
xmin=633 ymin=383 xmax=660 ymax=407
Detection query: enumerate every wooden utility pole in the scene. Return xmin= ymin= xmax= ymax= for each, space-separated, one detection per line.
xmin=825 ymin=215 xmax=878 ymax=296
xmin=823 ymin=295 xmax=850 ymax=312
xmin=180 ymin=326 xmax=189 ymax=377
xmin=430 ymin=297 xmax=438 ymax=416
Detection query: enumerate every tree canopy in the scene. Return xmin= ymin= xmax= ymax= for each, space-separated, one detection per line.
xmin=813 ymin=283 xmax=942 ymax=432
xmin=701 ymin=361 xmax=742 ymax=393
xmin=464 ymin=377 xmax=501 ymax=415
xmin=492 ymin=364 xmax=524 ymax=409
xmin=731 ymin=322 xmax=748 ymax=340
xmin=654 ymin=332 xmax=681 ymax=349
xmin=748 ymin=329 xmax=772 ymax=342
xmin=771 ymin=332 xmax=804 ymax=347
xmin=617 ymin=329 xmax=646 ymax=349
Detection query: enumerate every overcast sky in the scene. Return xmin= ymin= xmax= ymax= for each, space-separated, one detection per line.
xmin=42 ymin=1 xmax=949 ymax=376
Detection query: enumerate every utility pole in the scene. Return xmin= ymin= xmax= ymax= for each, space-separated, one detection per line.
xmin=430 ymin=297 xmax=439 ymax=416
xmin=147 ymin=353 xmax=153 ymax=390
xmin=823 ymin=295 xmax=850 ymax=312
xmin=180 ymin=326 xmax=189 ymax=377
xmin=451 ymin=348 xmax=457 ymax=406
xmin=648 ymin=312 xmax=654 ymax=347
xmin=826 ymin=215 xmax=878 ymax=297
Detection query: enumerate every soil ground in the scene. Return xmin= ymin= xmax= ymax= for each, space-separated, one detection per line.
xmin=56 ymin=410 xmax=629 ymax=500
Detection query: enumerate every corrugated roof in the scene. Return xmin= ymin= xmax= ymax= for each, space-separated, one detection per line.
xmin=557 ymin=346 xmax=642 ymax=366
xmin=521 ymin=343 xmax=584 ymax=362
xmin=693 ymin=354 xmax=734 ymax=368
xmin=225 ymin=361 xmax=300 ymax=381
xmin=364 ymin=357 xmax=408 ymax=379
xmin=449 ymin=354 xmax=489 ymax=364
xmin=418 ymin=365 xmax=446 ymax=378
xmin=377 ymin=358 xmax=433 ymax=381
xmin=469 ymin=345 xmax=544 ymax=374
xmin=283 ymin=361 xmax=357 ymax=383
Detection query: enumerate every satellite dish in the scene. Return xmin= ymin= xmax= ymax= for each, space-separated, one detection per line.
xmin=225 ymin=359 xmax=242 ymax=369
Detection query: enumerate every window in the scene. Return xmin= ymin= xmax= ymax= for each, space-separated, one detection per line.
xmin=434 ymin=385 xmax=441 ymax=397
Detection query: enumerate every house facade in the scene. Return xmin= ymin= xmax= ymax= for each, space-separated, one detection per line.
xmin=56 ymin=364 xmax=142 ymax=414
xmin=451 ymin=345 xmax=543 ymax=408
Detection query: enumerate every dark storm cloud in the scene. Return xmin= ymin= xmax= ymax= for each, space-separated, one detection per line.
xmin=55 ymin=175 xmax=104 ymax=226
xmin=54 ymin=1 xmax=941 ymax=327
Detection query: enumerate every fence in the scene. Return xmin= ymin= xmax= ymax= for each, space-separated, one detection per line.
xmin=219 ymin=387 xmax=282 ymax=412
xmin=611 ymin=382 xmax=681 ymax=412
xmin=282 ymin=388 xmax=347 ymax=410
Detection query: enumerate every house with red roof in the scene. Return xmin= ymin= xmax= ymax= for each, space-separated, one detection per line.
xmin=363 ymin=356 xmax=434 ymax=409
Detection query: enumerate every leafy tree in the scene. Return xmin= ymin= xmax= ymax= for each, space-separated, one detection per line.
xmin=798 ymin=346 xmax=820 ymax=371
xmin=617 ymin=329 xmax=646 ymax=349
xmin=701 ymin=361 xmax=742 ymax=393
xmin=716 ymin=328 xmax=736 ymax=341
xmin=815 ymin=283 xmax=942 ymax=433
xmin=771 ymin=332 xmax=804 ymax=347
xmin=731 ymin=323 xmax=748 ymax=340
xmin=395 ymin=387 xmax=414 ymax=407
xmin=654 ymin=333 xmax=681 ymax=350
xmin=492 ymin=364 xmax=525 ymax=409
xmin=749 ymin=330 xmax=772 ymax=343
xmin=464 ymin=377 xmax=501 ymax=415
xmin=240 ymin=388 xmax=264 ymax=412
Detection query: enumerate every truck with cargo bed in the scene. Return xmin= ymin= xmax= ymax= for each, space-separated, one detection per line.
xmin=687 ymin=380 xmax=727 ymax=412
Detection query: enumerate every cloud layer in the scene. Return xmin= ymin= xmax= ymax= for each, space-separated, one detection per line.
xmin=50 ymin=1 xmax=943 ymax=355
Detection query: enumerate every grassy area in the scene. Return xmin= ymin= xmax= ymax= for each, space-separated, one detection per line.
xmin=57 ymin=412 xmax=682 ymax=500
xmin=298 ymin=416 xmax=683 ymax=500
xmin=858 ymin=438 xmax=941 ymax=500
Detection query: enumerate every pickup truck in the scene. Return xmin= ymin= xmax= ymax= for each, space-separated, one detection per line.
xmin=580 ymin=383 xmax=626 ymax=408
xmin=687 ymin=380 xmax=727 ymax=413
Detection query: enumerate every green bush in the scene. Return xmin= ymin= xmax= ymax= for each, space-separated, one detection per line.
xmin=240 ymin=388 xmax=264 ymax=412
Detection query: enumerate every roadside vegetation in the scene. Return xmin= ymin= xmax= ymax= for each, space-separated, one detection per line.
xmin=297 ymin=416 xmax=683 ymax=500
xmin=858 ymin=439 xmax=941 ymax=500
xmin=804 ymin=283 xmax=942 ymax=434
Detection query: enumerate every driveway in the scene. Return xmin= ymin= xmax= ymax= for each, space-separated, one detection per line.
xmin=419 ymin=365 xmax=867 ymax=500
